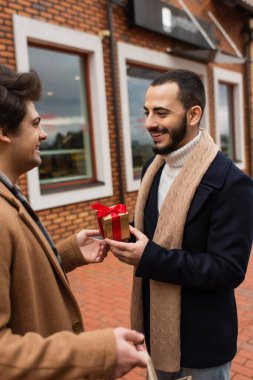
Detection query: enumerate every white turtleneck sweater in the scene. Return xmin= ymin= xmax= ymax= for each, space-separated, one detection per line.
xmin=158 ymin=131 xmax=201 ymax=212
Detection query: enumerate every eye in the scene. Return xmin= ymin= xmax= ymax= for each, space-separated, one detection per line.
xmin=32 ymin=120 xmax=40 ymax=128
xmin=144 ymin=110 xmax=149 ymax=117
xmin=157 ymin=112 xmax=168 ymax=118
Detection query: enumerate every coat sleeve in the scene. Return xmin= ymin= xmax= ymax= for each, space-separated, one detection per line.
xmin=136 ymin=166 xmax=253 ymax=290
xmin=0 ymin=328 xmax=116 ymax=380
xmin=56 ymin=234 xmax=86 ymax=273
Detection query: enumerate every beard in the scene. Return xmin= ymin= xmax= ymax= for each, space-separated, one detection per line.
xmin=152 ymin=113 xmax=187 ymax=155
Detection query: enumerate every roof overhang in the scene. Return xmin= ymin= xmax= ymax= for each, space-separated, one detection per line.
xmin=166 ymin=47 xmax=246 ymax=64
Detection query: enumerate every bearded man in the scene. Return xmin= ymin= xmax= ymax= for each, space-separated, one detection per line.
xmin=106 ymin=69 xmax=253 ymax=380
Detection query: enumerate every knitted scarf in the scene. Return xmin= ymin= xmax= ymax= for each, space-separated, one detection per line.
xmin=131 ymin=129 xmax=219 ymax=372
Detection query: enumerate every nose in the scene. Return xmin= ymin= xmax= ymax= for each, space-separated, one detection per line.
xmin=38 ymin=126 xmax=48 ymax=141
xmin=145 ymin=114 xmax=158 ymax=130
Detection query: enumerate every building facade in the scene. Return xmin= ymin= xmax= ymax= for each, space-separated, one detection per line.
xmin=1 ymin=0 xmax=253 ymax=241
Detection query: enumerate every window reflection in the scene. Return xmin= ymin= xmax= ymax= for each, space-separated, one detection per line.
xmin=127 ymin=65 xmax=164 ymax=179
xmin=218 ymin=82 xmax=235 ymax=160
xmin=28 ymin=46 xmax=93 ymax=192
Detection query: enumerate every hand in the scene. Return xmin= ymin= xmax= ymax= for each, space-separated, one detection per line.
xmin=105 ymin=225 xmax=148 ymax=266
xmin=76 ymin=229 xmax=109 ymax=264
xmin=112 ymin=327 xmax=147 ymax=379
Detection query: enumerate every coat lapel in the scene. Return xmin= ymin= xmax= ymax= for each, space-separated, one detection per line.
xmin=18 ymin=208 xmax=69 ymax=286
xmin=0 ymin=187 xmax=69 ymax=288
xmin=144 ymin=165 xmax=163 ymax=237
xmin=186 ymin=152 xmax=232 ymax=225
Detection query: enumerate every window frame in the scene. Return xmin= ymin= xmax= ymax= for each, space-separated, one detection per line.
xmin=28 ymin=43 xmax=97 ymax=191
xmin=118 ymin=42 xmax=209 ymax=192
xmin=13 ymin=15 xmax=112 ymax=210
xmin=213 ymin=67 xmax=245 ymax=169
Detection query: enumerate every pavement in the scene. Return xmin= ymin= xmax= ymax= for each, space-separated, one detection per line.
xmin=68 ymin=249 xmax=253 ymax=380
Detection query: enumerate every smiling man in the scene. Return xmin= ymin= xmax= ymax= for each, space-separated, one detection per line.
xmin=106 ymin=69 xmax=253 ymax=380
xmin=0 ymin=64 xmax=146 ymax=379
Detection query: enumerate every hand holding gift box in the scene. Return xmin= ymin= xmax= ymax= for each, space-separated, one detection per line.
xmin=91 ymin=203 xmax=130 ymax=241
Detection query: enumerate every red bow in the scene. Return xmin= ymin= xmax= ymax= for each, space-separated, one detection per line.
xmin=91 ymin=203 xmax=127 ymax=240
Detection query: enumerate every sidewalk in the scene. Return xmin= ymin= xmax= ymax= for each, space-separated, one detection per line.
xmin=68 ymin=249 xmax=253 ymax=380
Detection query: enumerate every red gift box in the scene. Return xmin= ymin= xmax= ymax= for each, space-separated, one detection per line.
xmin=91 ymin=203 xmax=130 ymax=241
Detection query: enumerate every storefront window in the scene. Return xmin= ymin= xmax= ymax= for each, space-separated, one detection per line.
xmin=127 ymin=65 xmax=164 ymax=179
xmin=28 ymin=46 xmax=94 ymax=192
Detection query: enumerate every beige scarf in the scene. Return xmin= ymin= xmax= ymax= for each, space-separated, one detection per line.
xmin=131 ymin=129 xmax=219 ymax=372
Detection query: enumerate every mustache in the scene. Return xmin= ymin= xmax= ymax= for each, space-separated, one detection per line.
xmin=147 ymin=126 xmax=168 ymax=134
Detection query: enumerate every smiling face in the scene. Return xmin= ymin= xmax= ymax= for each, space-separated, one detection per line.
xmin=144 ymin=82 xmax=200 ymax=155
xmin=0 ymin=101 xmax=47 ymax=183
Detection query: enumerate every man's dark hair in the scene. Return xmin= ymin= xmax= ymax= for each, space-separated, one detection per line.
xmin=150 ymin=69 xmax=206 ymax=112
xmin=0 ymin=64 xmax=41 ymax=134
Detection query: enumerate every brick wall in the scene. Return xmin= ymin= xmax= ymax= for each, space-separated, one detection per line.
xmin=0 ymin=0 xmax=251 ymax=241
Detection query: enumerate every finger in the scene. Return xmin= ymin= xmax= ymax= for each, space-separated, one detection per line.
xmin=104 ymin=243 xmax=110 ymax=252
xmin=136 ymin=351 xmax=148 ymax=367
xmin=99 ymin=252 xmax=107 ymax=260
xmin=118 ymin=257 xmax=132 ymax=265
xmin=129 ymin=225 xmax=146 ymax=240
xmin=138 ymin=352 xmax=147 ymax=368
xmin=110 ymin=249 xmax=128 ymax=260
xmin=84 ymin=229 xmax=101 ymax=237
xmin=105 ymin=238 xmax=130 ymax=250
xmin=135 ymin=344 xmax=146 ymax=351
xmin=122 ymin=329 xmax=145 ymax=344
xmin=101 ymin=245 xmax=108 ymax=253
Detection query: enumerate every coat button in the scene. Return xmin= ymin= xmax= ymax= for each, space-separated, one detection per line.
xmin=72 ymin=321 xmax=82 ymax=333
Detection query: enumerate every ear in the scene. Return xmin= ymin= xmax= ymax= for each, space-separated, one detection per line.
xmin=0 ymin=127 xmax=11 ymax=143
xmin=188 ymin=106 xmax=202 ymax=127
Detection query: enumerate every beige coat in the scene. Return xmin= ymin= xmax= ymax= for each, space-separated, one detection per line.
xmin=0 ymin=182 xmax=116 ymax=379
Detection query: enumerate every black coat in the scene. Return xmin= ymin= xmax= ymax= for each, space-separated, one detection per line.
xmin=135 ymin=151 xmax=253 ymax=368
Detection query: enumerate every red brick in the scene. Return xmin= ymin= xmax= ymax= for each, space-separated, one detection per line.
xmin=232 ymin=363 xmax=253 ymax=377
xmin=245 ymin=360 xmax=253 ymax=369
xmin=233 ymin=355 xmax=247 ymax=365
xmin=233 ymin=375 xmax=251 ymax=380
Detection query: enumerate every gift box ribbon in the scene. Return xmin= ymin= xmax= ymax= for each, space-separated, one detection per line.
xmin=91 ymin=203 xmax=127 ymax=240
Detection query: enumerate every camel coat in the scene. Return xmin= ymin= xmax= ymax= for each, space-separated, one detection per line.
xmin=0 ymin=182 xmax=116 ymax=379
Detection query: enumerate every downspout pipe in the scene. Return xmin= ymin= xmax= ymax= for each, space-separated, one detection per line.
xmin=107 ymin=0 xmax=125 ymax=203
xmin=243 ymin=24 xmax=253 ymax=177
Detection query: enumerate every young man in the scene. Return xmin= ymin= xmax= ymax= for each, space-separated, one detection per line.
xmin=106 ymin=69 xmax=253 ymax=380
xmin=0 ymin=64 xmax=146 ymax=379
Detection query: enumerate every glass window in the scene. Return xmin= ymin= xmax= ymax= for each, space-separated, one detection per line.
xmin=214 ymin=67 xmax=245 ymax=170
xmin=127 ymin=65 xmax=164 ymax=179
xmin=218 ymin=82 xmax=235 ymax=160
xmin=28 ymin=46 xmax=94 ymax=192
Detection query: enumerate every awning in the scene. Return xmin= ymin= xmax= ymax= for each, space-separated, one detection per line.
xmin=166 ymin=0 xmax=247 ymax=64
